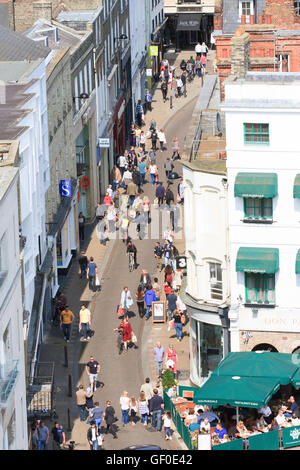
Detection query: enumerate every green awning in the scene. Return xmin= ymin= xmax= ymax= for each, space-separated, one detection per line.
xmin=194 ymin=375 xmax=281 ymax=408
xmin=214 ymin=352 xmax=300 ymax=386
xmin=296 ymin=250 xmax=300 ymax=274
xmin=293 ymin=174 xmax=300 ymax=198
xmin=236 ymin=247 xmax=279 ymax=274
xmin=234 ymin=172 xmax=278 ymax=198
xmin=291 ymin=368 xmax=300 ymax=388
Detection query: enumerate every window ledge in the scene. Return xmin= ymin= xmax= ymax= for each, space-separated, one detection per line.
xmin=244 ymin=303 xmax=276 ymax=309
xmin=242 ymin=218 xmax=273 ymax=224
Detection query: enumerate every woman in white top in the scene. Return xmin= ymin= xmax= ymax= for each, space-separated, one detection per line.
xmin=162 ymin=411 xmax=172 ymax=440
xmin=107 ymin=205 xmax=117 ymax=232
xmin=129 ymin=397 xmax=138 ymax=426
xmin=157 ymin=129 xmax=167 ymax=152
xmin=200 ymin=417 xmax=211 ymax=434
xmin=149 ymin=163 xmax=158 ymax=185
xmin=120 ymin=391 xmax=130 ymax=427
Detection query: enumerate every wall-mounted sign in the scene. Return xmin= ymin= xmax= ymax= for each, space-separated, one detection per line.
xmin=176 ymin=256 xmax=187 ymax=270
xmin=79 ymin=175 xmax=90 ymax=190
xmin=149 ymin=45 xmax=158 ymax=57
xmin=59 ymin=180 xmax=72 ymax=198
xmin=146 ymin=68 xmax=153 ymax=77
xmin=98 ymin=138 xmax=110 ymax=148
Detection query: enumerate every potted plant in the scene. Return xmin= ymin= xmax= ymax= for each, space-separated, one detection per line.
xmin=162 ymin=368 xmax=176 ymax=390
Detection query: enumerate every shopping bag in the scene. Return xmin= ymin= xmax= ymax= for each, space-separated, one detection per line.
xmin=117 ymin=305 xmax=124 ymax=317
xmin=131 ymin=332 xmax=137 ymax=343
xmin=168 ymin=319 xmax=175 ymax=331
xmin=95 ymin=277 xmax=100 ymax=287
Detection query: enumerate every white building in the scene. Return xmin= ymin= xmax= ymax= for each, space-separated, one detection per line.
xmin=0 ymin=26 xmax=51 ymax=376
xmin=223 ymin=72 xmax=300 ymax=354
xmin=129 ymin=0 xmax=148 ymax=115
xmin=0 ymin=146 xmax=28 ymax=450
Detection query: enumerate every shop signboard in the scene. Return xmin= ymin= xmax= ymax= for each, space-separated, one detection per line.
xmin=59 ymin=180 xmax=71 ymax=198
xmin=282 ymin=426 xmax=300 ymax=448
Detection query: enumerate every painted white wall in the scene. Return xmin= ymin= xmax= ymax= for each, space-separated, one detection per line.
xmin=183 ymin=165 xmax=229 ymax=304
xmin=224 ymin=75 xmax=300 ymax=349
xmin=129 ymin=0 xmax=147 ymax=110
xmin=0 ymin=170 xmax=28 ymax=450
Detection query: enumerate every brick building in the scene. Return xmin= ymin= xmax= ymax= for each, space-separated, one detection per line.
xmin=213 ymin=0 xmax=300 ymax=100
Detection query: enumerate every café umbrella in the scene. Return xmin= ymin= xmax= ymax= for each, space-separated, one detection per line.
xmin=194 ymin=375 xmax=281 ymax=409
xmin=213 ymin=351 xmax=300 ymax=386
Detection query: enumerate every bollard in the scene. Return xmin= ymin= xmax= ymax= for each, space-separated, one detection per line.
xmin=68 ymin=374 xmax=72 ymax=397
xmin=64 ymin=345 xmax=68 ymax=368
xmin=170 ymin=94 xmax=173 ymax=109
xmin=184 ymin=84 xmax=187 ymax=98
xmin=67 ymin=408 xmax=71 ymax=432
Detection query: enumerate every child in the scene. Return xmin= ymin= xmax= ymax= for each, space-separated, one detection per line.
xmin=162 ymin=411 xmax=172 ymax=440
xmin=191 ymin=430 xmax=199 ymax=449
xmin=129 ymin=397 xmax=138 ymax=426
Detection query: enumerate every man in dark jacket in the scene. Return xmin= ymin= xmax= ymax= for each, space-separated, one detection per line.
xmin=132 ymin=166 xmax=142 ymax=193
xmin=155 ymin=182 xmax=166 ymax=207
xmin=149 ymin=389 xmax=164 ymax=431
xmin=154 ymin=242 xmax=164 ymax=271
xmin=105 ymin=401 xmax=117 ymax=438
xmin=161 ymin=80 xmax=168 ymax=102
xmin=140 ymin=269 xmax=152 ymax=289
xmin=78 ymin=251 xmax=88 ymax=278
xmin=87 ymin=421 xmax=99 ymax=450
xmin=126 ymin=240 xmax=138 ymax=269
xmin=165 ymin=186 xmax=175 ymax=207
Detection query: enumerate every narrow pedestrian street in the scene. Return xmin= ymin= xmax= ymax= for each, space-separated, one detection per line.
xmin=38 ymin=51 xmax=215 ymax=450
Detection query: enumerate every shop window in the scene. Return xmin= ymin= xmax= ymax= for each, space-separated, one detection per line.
xmin=244 ymin=198 xmax=273 ymax=221
xmin=243 ymin=123 xmax=269 ymax=145
xmin=56 ymin=231 xmax=63 ymax=266
xmin=245 ymin=273 xmax=275 ymax=305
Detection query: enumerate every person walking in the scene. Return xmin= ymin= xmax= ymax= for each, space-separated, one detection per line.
xmin=129 ymin=397 xmax=138 ymax=426
xmin=37 ymin=421 xmax=49 ymax=451
xmin=158 ymin=129 xmax=167 ymax=152
xmin=138 ymin=391 xmax=150 ymax=426
xmin=145 ymin=90 xmax=152 ymax=112
xmin=195 ymin=57 xmax=202 ymax=78
xmin=165 ymin=186 xmax=175 ymax=207
xmin=76 ymin=384 xmax=88 ymax=422
xmin=90 ymin=402 xmax=104 ymax=430
xmin=139 ymin=130 xmax=146 ymax=152
xmin=78 ymin=250 xmax=88 ymax=278
xmin=86 ymin=356 xmax=101 ymax=392
xmin=142 ymin=195 xmax=151 ymax=223
xmin=126 ymin=240 xmax=138 ymax=269
xmin=195 ymin=41 xmax=202 ymax=57
xmin=154 ymin=242 xmax=163 ymax=271
xmin=176 ymin=76 xmax=183 ymax=97
xmin=127 ymin=180 xmax=138 ymax=206
xmin=167 ymin=289 xmax=178 ymax=322
xmin=120 ymin=286 xmax=133 ymax=316
xmin=60 ymin=305 xmax=74 ymax=342
xmin=177 ymin=178 xmax=184 ymax=204
xmin=200 ymin=53 xmax=207 ymax=75
xmin=151 ymin=128 xmax=158 ymax=151
xmin=173 ymin=309 xmax=183 ymax=342
xmin=153 ymin=341 xmax=165 ymax=379
xmin=145 ymin=286 xmax=157 ymax=320
xmin=149 ymin=163 xmax=158 ymax=186
xmin=152 ymin=277 xmax=161 ymax=301
xmin=87 ymin=257 xmax=98 ymax=292
xmin=138 ymin=158 xmax=147 ymax=187
xmin=51 ymin=422 xmax=66 ymax=450
xmin=140 ymin=377 xmax=154 ymax=404
xmin=164 ymin=158 xmax=174 ymax=180
xmin=86 ymin=387 xmax=94 ymax=414
xmin=120 ymin=391 xmax=130 ymax=427
xmin=136 ymin=101 xmax=143 ymax=128
xmin=171 ymin=137 xmax=179 ymax=161
xmin=115 ymin=316 xmax=133 ymax=352
xmin=155 ymin=182 xmax=166 ymax=207
xmin=166 ymin=344 xmax=178 ymax=377
xmin=162 ymin=411 xmax=172 ymax=440
xmin=79 ymin=304 xmax=92 ymax=341
xmin=78 ymin=212 xmax=86 ymax=241
xmin=148 ymin=147 xmax=157 ymax=165
xmin=136 ymin=284 xmax=145 ymax=318
xmin=140 ymin=269 xmax=152 ymax=289
xmin=104 ymin=401 xmax=117 ymax=438
xmin=149 ymin=389 xmax=164 ymax=432
xmin=161 ymin=80 xmax=168 ymax=103
xmin=87 ymin=420 xmax=100 ymax=450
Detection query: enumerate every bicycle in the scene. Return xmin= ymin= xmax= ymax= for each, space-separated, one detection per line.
xmin=128 ymin=251 xmax=135 ymax=272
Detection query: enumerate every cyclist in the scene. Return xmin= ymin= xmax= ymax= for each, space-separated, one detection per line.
xmin=126 ymin=240 xmax=137 ymax=270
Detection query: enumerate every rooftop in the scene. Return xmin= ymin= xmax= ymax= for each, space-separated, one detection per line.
xmin=57 ymin=8 xmax=101 ymax=25
xmin=0 ymin=166 xmax=19 ymax=202
xmin=26 ymin=19 xmax=81 ymax=53
xmin=0 ymin=24 xmax=50 ymax=62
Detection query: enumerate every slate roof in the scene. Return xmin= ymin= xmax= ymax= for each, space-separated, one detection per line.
xmin=0 ymin=24 xmax=50 ymax=62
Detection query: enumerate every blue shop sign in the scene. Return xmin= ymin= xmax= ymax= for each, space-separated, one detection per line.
xmin=59 ymin=180 xmax=72 ymax=197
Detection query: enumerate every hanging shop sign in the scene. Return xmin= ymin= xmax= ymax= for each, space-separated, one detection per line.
xmin=79 ymin=175 xmax=90 ymax=190
xmin=59 ymin=180 xmax=72 ymax=198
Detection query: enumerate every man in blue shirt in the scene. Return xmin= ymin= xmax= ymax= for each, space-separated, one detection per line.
xmin=136 ymin=100 xmax=143 ymax=127
xmin=87 ymin=257 xmax=98 ymax=292
xmin=138 ymin=160 xmax=147 ymax=186
xmin=145 ymin=287 xmax=157 ymax=320
xmin=90 ymin=402 xmax=104 ymax=430
xmin=37 ymin=421 xmax=49 ymax=450
xmin=153 ymin=342 xmax=165 ymax=378
xmin=212 ymin=422 xmax=227 ymax=439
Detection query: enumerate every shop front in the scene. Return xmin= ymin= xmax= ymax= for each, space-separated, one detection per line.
xmin=166 ymin=13 xmax=214 ymax=51
xmin=76 ymin=125 xmax=92 ymax=218
xmin=113 ymin=95 xmax=126 ymax=158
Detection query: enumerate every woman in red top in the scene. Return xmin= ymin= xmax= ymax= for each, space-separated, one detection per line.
xmin=164 ymin=281 xmax=172 ymax=296
xmin=103 ymin=192 xmax=113 ymax=205
xmin=166 ymin=344 xmax=178 ymax=376
xmin=164 ymin=265 xmax=173 ymax=285
xmin=115 ymin=316 xmax=132 ymax=352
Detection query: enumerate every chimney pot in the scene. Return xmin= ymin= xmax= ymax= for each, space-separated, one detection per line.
xmin=250 ymin=15 xmax=255 ymax=25
xmin=241 ymin=14 xmax=246 ymax=25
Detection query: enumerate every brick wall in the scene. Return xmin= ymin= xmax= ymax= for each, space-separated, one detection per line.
xmin=214 ymin=0 xmax=222 ymax=30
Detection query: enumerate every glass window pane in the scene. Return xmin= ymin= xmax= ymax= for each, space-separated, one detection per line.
xmin=263 ymin=199 xmax=273 ymax=217
xmin=253 ymin=123 xmax=261 ymax=133
xmin=261 ymin=124 xmax=269 ymax=133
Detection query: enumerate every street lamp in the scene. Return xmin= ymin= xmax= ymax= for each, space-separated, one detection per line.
xmin=72 ymin=92 xmax=89 ymax=103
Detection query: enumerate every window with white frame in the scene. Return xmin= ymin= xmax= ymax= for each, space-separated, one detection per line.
xmin=0 ymin=231 xmax=8 ymax=287
xmin=208 ymin=262 xmax=223 ymax=300
xmin=295 ymin=1 xmax=300 ymax=16
xmin=239 ymin=0 xmax=254 ymax=22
